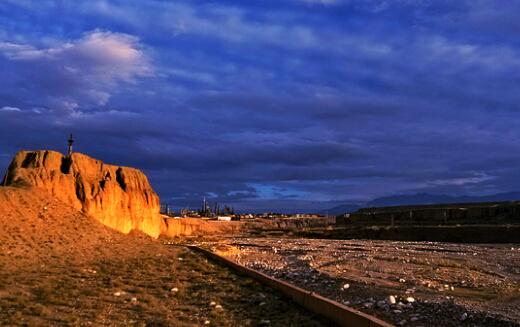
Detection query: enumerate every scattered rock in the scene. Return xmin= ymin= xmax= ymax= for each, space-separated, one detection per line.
xmin=388 ymin=295 xmax=396 ymax=304
xmin=405 ymin=296 xmax=415 ymax=303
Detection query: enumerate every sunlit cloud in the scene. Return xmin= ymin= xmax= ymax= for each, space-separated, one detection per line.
xmin=0 ymin=30 xmax=151 ymax=113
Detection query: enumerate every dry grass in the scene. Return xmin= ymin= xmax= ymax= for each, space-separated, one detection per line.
xmin=0 ymin=245 xmax=329 ymax=326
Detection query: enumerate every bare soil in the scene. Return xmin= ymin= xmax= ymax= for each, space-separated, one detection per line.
xmin=197 ymin=237 xmax=520 ymax=327
xmin=0 ymin=187 xmax=329 ymax=326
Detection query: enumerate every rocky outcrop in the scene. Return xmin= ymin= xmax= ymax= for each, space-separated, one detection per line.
xmin=2 ymin=150 xmax=165 ymax=237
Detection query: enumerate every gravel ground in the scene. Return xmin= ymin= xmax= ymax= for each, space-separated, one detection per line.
xmin=196 ymin=237 xmax=520 ymax=327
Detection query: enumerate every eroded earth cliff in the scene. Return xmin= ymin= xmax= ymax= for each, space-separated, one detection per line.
xmin=2 ymin=150 xmax=164 ymax=237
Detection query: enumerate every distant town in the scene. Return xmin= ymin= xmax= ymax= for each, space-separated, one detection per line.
xmin=160 ymin=198 xmax=327 ymax=221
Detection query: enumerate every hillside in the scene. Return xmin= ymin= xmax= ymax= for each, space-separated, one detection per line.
xmin=0 ymin=186 xmax=142 ymax=270
xmin=0 ymin=183 xmax=326 ymax=326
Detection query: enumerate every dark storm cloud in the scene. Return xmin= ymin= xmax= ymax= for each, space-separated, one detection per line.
xmin=1 ymin=0 xmax=520 ymax=211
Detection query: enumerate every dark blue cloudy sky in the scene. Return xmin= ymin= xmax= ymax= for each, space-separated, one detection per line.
xmin=1 ymin=0 xmax=520 ymax=212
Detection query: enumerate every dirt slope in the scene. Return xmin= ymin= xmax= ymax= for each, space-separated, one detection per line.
xmin=0 ymin=186 xmax=148 ymax=270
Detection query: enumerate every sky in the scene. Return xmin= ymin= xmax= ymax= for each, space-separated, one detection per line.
xmin=1 ymin=0 xmax=520 ymax=212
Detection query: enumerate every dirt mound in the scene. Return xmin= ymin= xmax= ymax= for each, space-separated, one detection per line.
xmin=0 ymin=187 xmax=155 ymax=270
xmin=2 ymin=150 xmax=164 ymax=237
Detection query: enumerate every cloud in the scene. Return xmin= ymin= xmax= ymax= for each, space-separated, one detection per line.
xmin=1 ymin=1 xmax=520 ymax=211
xmin=296 ymin=0 xmax=343 ymax=5
xmin=0 ymin=30 xmax=151 ymax=113
xmin=0 ymin=106 xmax=21 ymax=112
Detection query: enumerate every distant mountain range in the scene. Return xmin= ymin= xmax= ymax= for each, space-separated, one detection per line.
xmin=324 ymin=192 xmax=520 ymax=215
xmin=320 ymin=204 xmax=362 ymax=215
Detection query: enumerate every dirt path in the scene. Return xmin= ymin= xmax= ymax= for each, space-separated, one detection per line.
xmin=197 ymin=237 xmax=520 ymax=327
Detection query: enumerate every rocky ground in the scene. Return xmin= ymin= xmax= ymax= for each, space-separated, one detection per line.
xmin=196 ymin=237 xmax=520 ymax=327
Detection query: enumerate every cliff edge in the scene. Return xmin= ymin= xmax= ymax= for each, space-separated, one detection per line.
xmin=2 ymin=150 xmax=165 ymax=237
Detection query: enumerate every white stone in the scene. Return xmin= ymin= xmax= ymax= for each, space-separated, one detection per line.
xmin=406 ymin=297 xmax=415 ymax=303
xmin=113 ymin=292 xmax=121 ymax=297
xmin=171 ymin=287 xmax=179 ymax=292
xmin=388 ymin=295 xmax=396 ymax=304
xmin=209 ymin=301 xmax=216 ymax=306
xmin=342 ymin=283 xmax=350 ymax=290
xmin=460 ymin=313 xmax=468 ymax=321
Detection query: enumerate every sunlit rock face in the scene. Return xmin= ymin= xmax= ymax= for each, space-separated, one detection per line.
xmin=2 ymin=150 xmax=165 ymax=238
xmin=162 ymin=217 xmax=242 ymax=237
